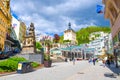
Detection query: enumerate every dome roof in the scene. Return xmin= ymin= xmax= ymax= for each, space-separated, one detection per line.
xmin=65 ymin=22 xmax=75 ymax=32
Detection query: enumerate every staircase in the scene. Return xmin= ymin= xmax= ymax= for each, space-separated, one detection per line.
xmin=51 ymin=56 xmax=65 ymax=63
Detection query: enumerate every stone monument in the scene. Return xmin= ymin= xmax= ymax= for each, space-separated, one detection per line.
xmin=22 ymin=23 xmax=36 ymax=54
xmin=18 ymin=23 xmax=43 ymax=64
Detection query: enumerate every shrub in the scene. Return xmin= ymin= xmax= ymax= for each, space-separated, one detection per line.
xmin=8 ymin=56 xmax=28 ymax=62
xmin=0 ymin=57 xmax=40 ymax=72
xmin=31 ymin=62 xmax=40 ymax=68
xmin=0 ymin=60 xmax=18 ymax=72
xmin=44 ymin=53 xmax=51 ymax=61
xmin=0 ymin=68 xmax=4 ymax=72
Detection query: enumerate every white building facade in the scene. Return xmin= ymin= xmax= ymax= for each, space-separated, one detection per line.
xmin=89 ymin=32 xmax=112 ymax=56
xmin=89 ymin=31 xmax=108 ymax=41
xmin=12 ymin=16 xmax=20 ymax=41
xmin=12 ymin=16 xmax=26 ymax=47
xmin=104 ymin=33 xmax=113 ymax=54
xmin=10 ymin=27 xmax=17 ymax=40
xmin=89 ymin=37 xmax=105 ymax=55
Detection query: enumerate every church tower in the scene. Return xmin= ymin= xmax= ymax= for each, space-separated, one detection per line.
xmin=64 ymin=22 xmax=77 ymax=45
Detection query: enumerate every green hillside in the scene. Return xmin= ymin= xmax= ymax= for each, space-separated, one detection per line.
xmin=60 ymin=26 xmax=111 ymax=45
xmin=76 ymin=26 xmax=111 ymax=45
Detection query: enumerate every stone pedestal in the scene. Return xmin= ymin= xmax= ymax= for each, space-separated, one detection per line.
xmin=22 ymin=47 xmax=35 ymax=54
xmin=16 ymin=53 xmax=44 ymax=64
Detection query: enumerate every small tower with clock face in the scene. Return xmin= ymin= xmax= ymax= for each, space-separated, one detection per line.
xmin=64 ymin=22 xmax=77 ymax=45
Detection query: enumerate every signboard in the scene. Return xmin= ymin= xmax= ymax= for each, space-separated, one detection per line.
xmin=18 ymin=63 xmax=22 ymax=70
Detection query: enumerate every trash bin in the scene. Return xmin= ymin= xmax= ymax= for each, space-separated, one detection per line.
xmin=17 ymin=62 xmax=33 ymax=73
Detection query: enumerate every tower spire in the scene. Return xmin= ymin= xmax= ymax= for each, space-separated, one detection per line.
xmin=68 ymin=22 xmax=71 ymax=29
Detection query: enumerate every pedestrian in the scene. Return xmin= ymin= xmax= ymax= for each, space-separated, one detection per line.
xmin=88 ymin=58 xmax=92 ymax=63
xmin=102 ymin=59 xmax=106 ymax=67
xmin=88 ymin=58 xmax=91 ymax=63
xmin=73 ymin=58 xmax=75 ymax=65
xmin=65 ymin=58 xmax=67 ymax=62
xmin=93 ymin=58 xmax=96 ymax=65
xmin=107 ymin=59 xmax=110 ymax=67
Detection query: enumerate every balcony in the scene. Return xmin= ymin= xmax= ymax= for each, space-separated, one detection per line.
xmin=0 ymin=1 xmax=11 ymax=19
xmin=6 ymin=33 xmax=14 ymax=44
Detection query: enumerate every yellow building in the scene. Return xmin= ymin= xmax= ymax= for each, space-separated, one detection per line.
xmin=19 ymin=21 xmax=26 ymax=47
xmin=103 ymin=0 xmax=120 ymax=44
xmin=0 ymin=0 xmax=12 ymax=51
xmin=103 ymin=0 xmax=120 ymax=67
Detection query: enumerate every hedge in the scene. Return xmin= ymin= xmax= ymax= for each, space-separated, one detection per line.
xmin=0 ymin=56 xmax=40 ymax=72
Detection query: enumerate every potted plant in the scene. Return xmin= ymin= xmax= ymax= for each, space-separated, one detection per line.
xmin=44 ymin=53 xmax=52 ymax=67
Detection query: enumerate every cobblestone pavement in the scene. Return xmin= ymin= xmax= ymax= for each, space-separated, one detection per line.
xmin=66 ymin=62 xmax=120 ymax=80
xmin=0 ymin=61 xmax=120 ymax=80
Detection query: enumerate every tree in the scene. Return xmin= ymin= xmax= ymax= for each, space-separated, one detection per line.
xmin=36 ymin=42 xmax=42 ymax=50
xmin=59 ymin=26 xmax=110 ymax=45
xmin=59 ymin=36 xmax=64 ymax=43
xmin=53 ymin=34 xmax=60 ymax=43
xmin=63 ymin=40 xmax=71 ymax=43
xmin=76 ymin=26 xmax=110 ymax=45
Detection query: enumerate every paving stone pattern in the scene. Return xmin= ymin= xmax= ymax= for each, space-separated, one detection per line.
xmin=0 ymin=61 xmax=120 ymax=80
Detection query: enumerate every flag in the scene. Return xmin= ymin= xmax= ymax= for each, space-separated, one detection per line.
xmin=12 ymin=24 xmax=17 ymax=28
xmin=96 ymin=5 xmax=103 ymax=13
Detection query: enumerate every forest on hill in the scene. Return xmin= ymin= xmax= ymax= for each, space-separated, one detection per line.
xmin=76 ymin=26 xmax=111 ymax=45
xmin=60 ymin=26 xmax=111 ymax=45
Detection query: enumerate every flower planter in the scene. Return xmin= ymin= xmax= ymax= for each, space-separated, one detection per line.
xmin=44 ymin=60 xmax=52 ymax=67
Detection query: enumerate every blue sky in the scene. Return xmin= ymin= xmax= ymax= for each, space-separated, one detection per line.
xmin=10 ymin=0 xmax=110 ymax=36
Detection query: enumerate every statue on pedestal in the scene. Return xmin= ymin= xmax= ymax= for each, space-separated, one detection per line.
xmin=22 ymin=23 xmax=36 ymax=54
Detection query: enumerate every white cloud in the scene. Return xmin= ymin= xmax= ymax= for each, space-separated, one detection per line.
xmin=41 ymin=0 xmax=99 ymax=15
xmin=10 ymin=0 xmax=108 ymax=36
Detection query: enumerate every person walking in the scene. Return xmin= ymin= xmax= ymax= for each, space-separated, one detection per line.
xmin=65 ymin=58 xmax=67 ymax=62
xmin=102 ymin=59 xmax=106 ymax=67
xmin=93 ymin=58 xmax=96 ymax=65
xmin=88 ymin=58 xmax=91 ymax=63
xmin=73 ymin=58 xmax=75 ymax=65
xmin=107 ymin=59 xmax=110 ymax=67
